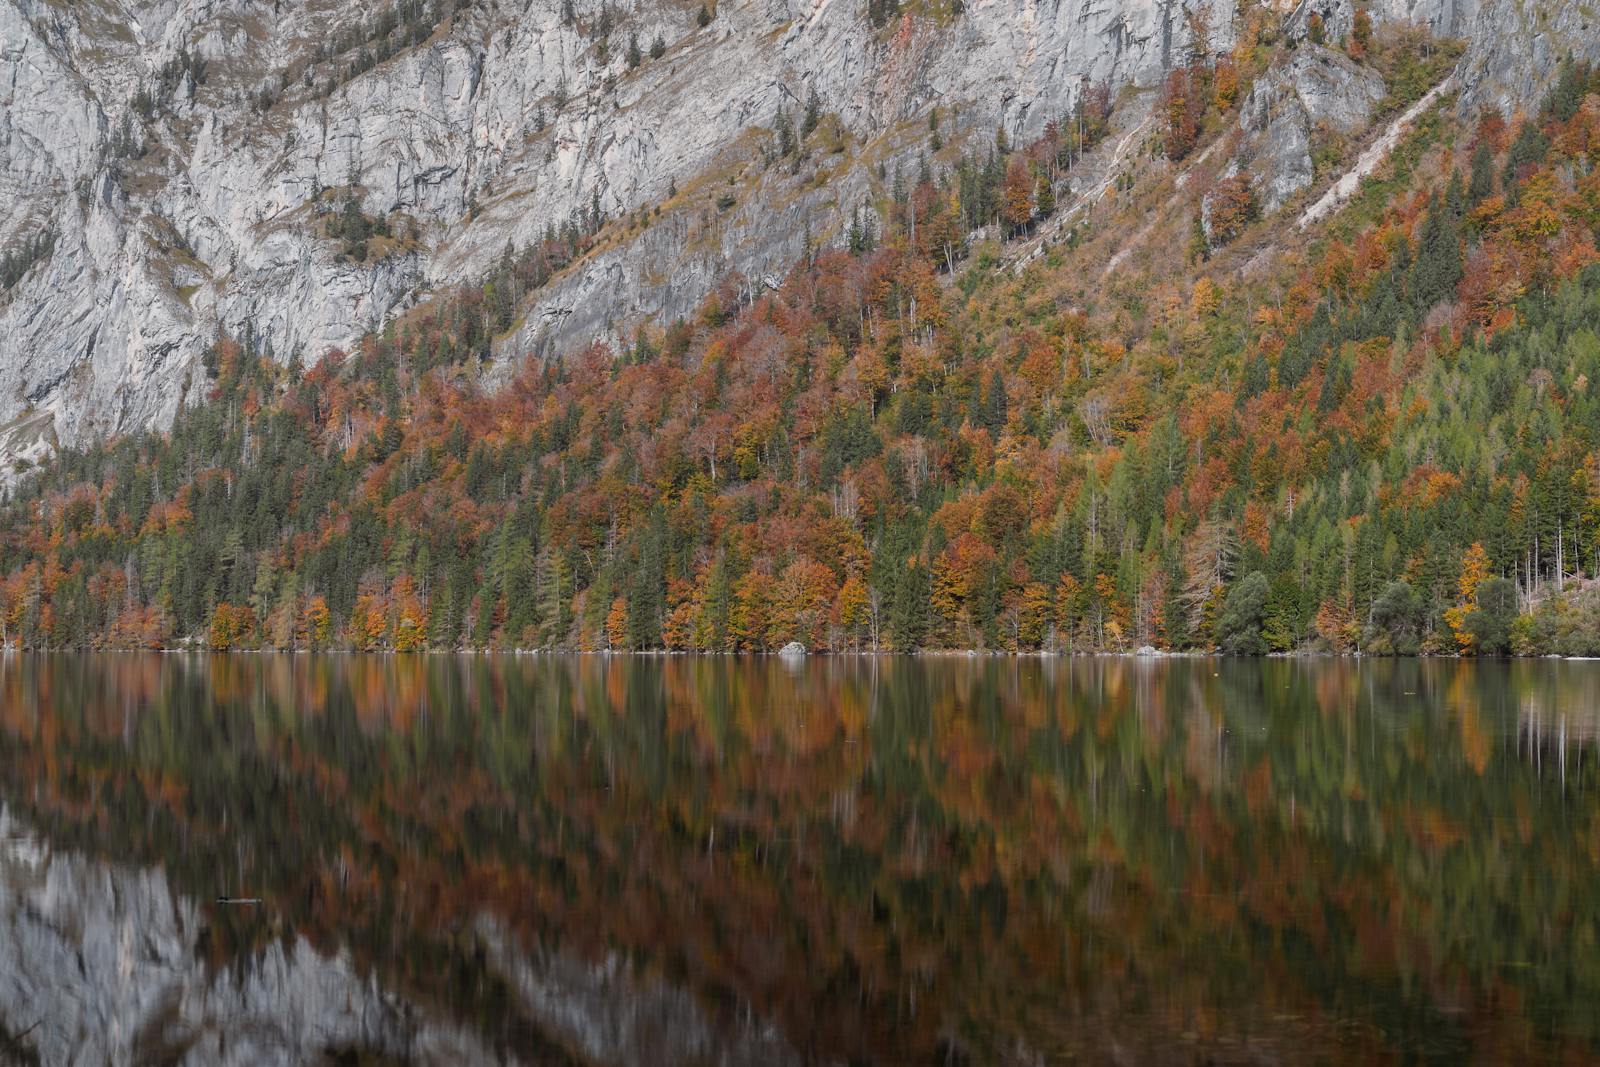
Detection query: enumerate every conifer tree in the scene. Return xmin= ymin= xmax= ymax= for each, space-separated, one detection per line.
xmin=801 ymin=87 xmax=821 ymax=139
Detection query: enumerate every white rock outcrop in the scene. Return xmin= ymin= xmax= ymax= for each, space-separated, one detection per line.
xmin=1234 ymin=45 xmax=1387 ymax=215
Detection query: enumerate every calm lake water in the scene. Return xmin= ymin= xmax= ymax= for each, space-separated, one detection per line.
xmin=1 ymin=653 xmax=1598 ymax=1065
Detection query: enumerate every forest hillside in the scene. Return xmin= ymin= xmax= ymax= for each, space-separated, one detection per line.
xmin=3 ymin=37 xmax=1600 ymax=656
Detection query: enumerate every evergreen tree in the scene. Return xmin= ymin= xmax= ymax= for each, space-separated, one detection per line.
xmin=1466 ymin=576 xmax=1517 ymax=654
xmin=889 ymin=559 xmax=930 ymax=650
xmin=1215 ymin=571 xmax=1269 ymax=654
xmin=775 ymin=106 xmax=795 ymax=157
xmin=1410 ymin=194 xmax=1462 ymax=312
xmin=1363 ymin=580 xmax=1423 ymax=655
xmin=1035 ymin=171 xmax=1056 ymax=217
xmin=1502 ymin=121 xmax=1549 ymax=196
xmin=1467 ymin=141 xmax=1495 ymax=207
xmin=801 ymin=87 xmax=822 ymax=139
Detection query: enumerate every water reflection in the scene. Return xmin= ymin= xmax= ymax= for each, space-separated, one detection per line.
xmin=0 ymin=654 xmax=1597 ymax=1064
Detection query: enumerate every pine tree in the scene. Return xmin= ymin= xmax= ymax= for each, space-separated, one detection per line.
xmin=775 ymin=106 xmax=795 ymax=157
xmin=983 ymin=368 xmax=1009 ymax=431
xmin=1467 ymin=141 xmax=1495 ymax=206
xmin=888 ymin=559 xmax=929 ymax=650
xmin=1035 ymin=170 xmax=1056 ymax=217
xmin=801 ymin=87 xmax=821 ymax=139
xmin=1502 ymin=121 xmax=1549 ymax=196
xmin=1215 ymin=571 xmax=1269 ymax=654
xmin=1410 ymin=193 xmax=1462 ymax=311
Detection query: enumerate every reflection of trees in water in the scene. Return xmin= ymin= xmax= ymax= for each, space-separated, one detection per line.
xmin=1510 ymin=662 xmax=1600 ymax=786
xmin=0 ymin=654 xmax=1597 ymax=1064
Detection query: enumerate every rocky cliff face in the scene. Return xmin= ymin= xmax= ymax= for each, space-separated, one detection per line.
xmin=0 ymin=0 xmax=1593 ymax=469
xmin=1233 ymin=45 xmax=1386 ymax=215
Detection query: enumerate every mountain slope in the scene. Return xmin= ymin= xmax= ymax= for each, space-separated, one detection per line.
xmin=3 ymin=29 xmax=1599 ymax=656
xmin=2 ymin=0 xmax=1219 ymax=459
xmin=2 ymin=0 xmax=1590 ymax=472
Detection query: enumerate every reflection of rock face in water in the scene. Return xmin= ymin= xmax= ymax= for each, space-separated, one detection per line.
xmin=3 ymin=654 xmax=1600 ymax=1063
xmin=0 ymin=808 xmax=498 ymax=1065
xmin=0 ymin=808 xmax=799 ymax=1066
xmin=475 ymin=916 xmax=801 ymax=1067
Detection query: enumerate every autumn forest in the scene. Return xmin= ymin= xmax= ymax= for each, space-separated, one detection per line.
xmin=4 ymin=43 xmax=1600 ymax=657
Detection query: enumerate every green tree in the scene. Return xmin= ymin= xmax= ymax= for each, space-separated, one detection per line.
xmin=801 ymin=87 xmax=822 ymax=139
xmin=889 ymin=559 xmax=930 ymax=650
xmin=1363 ymin=580 xmax=1423 ymax=655
xmin=1035 ymin=170 xmax=1056 ymax=217
xmin=1466 ymin=577 xmax=1517 ymax=654
xmin=1467 ymin=142 xmax=1495 ymax=207
xmin=1410 ymin=193 xmax=1462 ymax=311
xmin=1216 ymin=571 xmax=1270 ymax=654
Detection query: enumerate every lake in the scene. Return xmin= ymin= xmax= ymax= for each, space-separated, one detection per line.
xmin=0 ymin=653 xmax=1597 ymax=1064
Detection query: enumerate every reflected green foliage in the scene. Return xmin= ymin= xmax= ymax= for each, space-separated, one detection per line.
xmin=0 ymin=654 xmax=1597 ymax=1063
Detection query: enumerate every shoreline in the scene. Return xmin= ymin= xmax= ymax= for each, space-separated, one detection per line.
xmin=0 ymin=646 xmax=1582 ymax=660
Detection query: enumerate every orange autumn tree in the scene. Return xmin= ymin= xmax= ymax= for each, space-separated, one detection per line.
xmin=729 ymin=572 xmax=773 ymax=651
xmin=1016 ymin=582 xmax=1054 ymax=649
xmin=605 ymin=596 xmax=629 ymax=651
xmin=392 ymin=577 xmax=428 ymax=652
xmin=1001 ymin=155 xmax=1034 ymax=234
xmin=771 ymin=558 xmax=840 ymax=649
xmin=832 ymin=574 xmax=872 ymax=650
xmin=661 ymin=578 xmax=698 ymax=650
xmin=208 ymin=603 xmax=257 ymax=651
xmin=1444 ymin=543 xmax=1493 ymax=653
xmin=349 ymin=592 xmax=389 ymax=651
xmin=933 ymin=533 xmax=998 ymax=645
xmin=300 ymin=596 xmax=333 ymax=650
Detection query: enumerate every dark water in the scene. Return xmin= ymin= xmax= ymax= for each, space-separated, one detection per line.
xmin=1 ymin=654 xmax=1598 ymax=1065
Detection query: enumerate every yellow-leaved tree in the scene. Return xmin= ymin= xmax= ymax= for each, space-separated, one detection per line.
xmin=1445 ymin=543 xmax=1492 ymax=653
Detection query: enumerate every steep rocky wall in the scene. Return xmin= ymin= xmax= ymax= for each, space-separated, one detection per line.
xmin=0 ymin=0 xmax=1593 ymax=468
xmin=0 ymin=0 xmax=1221 ymax=464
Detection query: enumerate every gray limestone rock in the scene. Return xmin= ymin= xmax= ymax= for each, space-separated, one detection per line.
xmin=1233 ymin=45 xmax=1387 ymax=216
